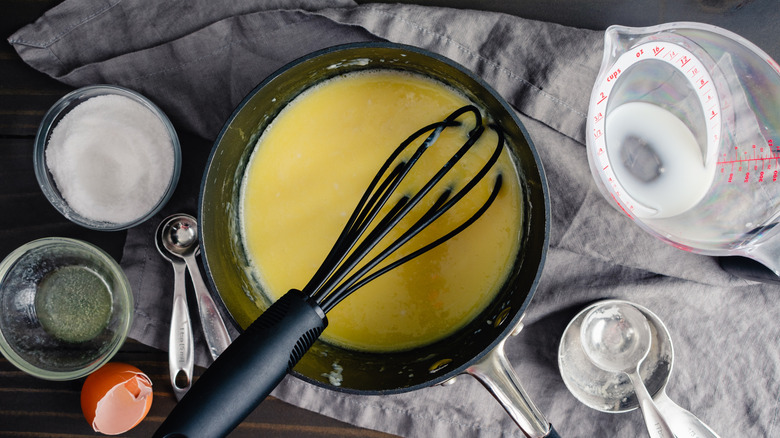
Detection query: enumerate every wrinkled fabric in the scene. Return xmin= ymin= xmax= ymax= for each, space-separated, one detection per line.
xmin=9 ymin=1 xmax=779 ymax=437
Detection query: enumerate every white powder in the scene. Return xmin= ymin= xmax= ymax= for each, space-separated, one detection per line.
xmin=46 ymin=94 xmax=175 ymax=225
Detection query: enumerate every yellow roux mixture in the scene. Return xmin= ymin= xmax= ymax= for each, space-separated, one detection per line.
xmin=240 ymin=70 xmax=523 ymax=352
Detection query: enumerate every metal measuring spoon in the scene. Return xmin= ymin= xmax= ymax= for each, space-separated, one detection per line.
xmin=160 ymin=213 xmax=231 ymax=360
xmin=559 ymin=300 xmax=720 ymax=438
xmin=580 ymin=303 xmax=674 ymax=438
xmin=156 ymin=216 xmax=194 ymax=401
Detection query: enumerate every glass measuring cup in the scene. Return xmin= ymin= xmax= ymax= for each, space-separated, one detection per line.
xmin=586 ymin=22 xmax=780 ymax=275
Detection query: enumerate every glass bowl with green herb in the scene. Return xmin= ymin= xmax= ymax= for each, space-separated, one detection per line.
xmin=0 ymin=237 xmax=133 ymax=380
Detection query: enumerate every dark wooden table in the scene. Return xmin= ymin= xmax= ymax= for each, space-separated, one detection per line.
xmin=0 ymin=1 xmax=397 ymax=437
xmin=3 ymin=0 xmax=779 ymax=437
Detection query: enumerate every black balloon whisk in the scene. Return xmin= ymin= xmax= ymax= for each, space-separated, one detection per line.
xmin=155 ymin=105 xmax=506 ymax=438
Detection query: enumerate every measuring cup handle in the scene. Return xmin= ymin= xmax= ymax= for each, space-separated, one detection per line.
xmin=465 ymin=336 xmax=556 ymax=438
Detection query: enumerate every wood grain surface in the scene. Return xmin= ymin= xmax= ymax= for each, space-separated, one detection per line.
xmin=0 ymin=1 xmax=394 ymax=436
xmin=4 ymin=0 xmax=779 ymax=436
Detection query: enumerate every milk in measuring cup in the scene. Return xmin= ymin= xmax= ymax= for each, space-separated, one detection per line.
xmin=605 ymin=101 xmax=717 ymax=218
xmin=587 ymin=22 xmax=780 ymax=252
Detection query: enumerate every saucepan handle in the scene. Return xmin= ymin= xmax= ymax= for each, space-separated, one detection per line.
xmin=153 ymin=289 xmax=326 ymax=438
xmin=466 ymin=336 xmax=560 ymax=438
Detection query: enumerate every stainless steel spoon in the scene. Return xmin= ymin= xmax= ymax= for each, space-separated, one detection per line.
xmin=156 ymin=216 xmax=195 ymax=401
xmin=160 ymin=213 xmax=231 ymax=360
xmin=580 ymin=303 xmax=674 ymax=438
xmin=559 ymin=299 xmax=720 ymax=438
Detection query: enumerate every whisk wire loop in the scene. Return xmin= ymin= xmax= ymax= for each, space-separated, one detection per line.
xmin=336 ymin=173 xmax=504 ymax=305
xmin=320 ymin=126 xmax=505 ymax=312
xmin=304 ymin=105 xmax=505 ymax=313
xmin=309 ymin=162 xmax=406 ymax=293
xmin=302 ymin=120 xmax=454 ymax=298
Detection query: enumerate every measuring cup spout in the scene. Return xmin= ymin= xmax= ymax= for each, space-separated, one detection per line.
xmin=602 ymin=25 xmax=638 ymax=59
xmin=597 ymin=25 xmax=647 ymax=86
xmin=601 ymin=23 xmax=697 ymax=67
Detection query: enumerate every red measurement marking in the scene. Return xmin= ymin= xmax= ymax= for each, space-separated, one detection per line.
xmin=610 ymin=193 xmax=633 ymax=220
xmin=596 ymin=92 xmax=608 ymax=104
xmin=718 ymin=142 xmax=780 ymax=183
xmin=671 ymin=241 xmax=694 ymax=253
xmin=717 ymin=157 xmax=780 ymax=165
xmin=768 ymin=57 xmax=780 ymax=74
xmin=607 ymin=69 xmax=622 ymax=82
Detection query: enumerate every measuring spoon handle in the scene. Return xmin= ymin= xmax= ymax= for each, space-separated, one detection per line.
xmin=184 ymin=254 xmax=231 ymax=360
xmin=655 ymin=391 xmax=721 ymax=438
xmin=627 ymin=370 xmax=675 ymax=438
xmin=169 ymin=260 xmax=194 ymax=401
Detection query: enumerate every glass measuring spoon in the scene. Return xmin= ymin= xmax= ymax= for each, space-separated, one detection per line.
xmin=580 ymin=303 xmax=675 ymax=438
xmin=560 ymin=300 xmax=721 ymax=438
xmin=586 ymin=22 xmax=780 ymax=276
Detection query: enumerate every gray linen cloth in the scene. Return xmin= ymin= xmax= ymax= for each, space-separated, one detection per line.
xmin=10 ymin=1 xmax=780 ymax=436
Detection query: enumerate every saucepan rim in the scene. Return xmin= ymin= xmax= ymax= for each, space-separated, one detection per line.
xmin=197 ymin=41 xmax=550 ymax=395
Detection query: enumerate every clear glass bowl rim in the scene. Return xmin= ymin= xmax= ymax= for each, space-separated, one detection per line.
xmin=0 ymin=237 xmax=134 ymax=380
xmin=33 ymin=84 xmax=182 ymax=231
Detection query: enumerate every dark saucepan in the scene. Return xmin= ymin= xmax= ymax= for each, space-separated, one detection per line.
xmin=195 ymin=43 xmax=555 ymax=437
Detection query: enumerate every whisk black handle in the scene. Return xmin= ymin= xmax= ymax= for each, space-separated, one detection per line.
xmin=154 ymin=289 xmax=327 ymax=438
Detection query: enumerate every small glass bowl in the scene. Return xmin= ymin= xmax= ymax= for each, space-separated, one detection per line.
xmin=0 ymin=237 xmax=134 ymax=380
xmin=34 ymin=85 xmax=181 ymax=231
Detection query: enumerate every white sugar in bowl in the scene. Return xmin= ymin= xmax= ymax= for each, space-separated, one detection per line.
xmin=34 ymin=85 xmax=181 ymax=231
